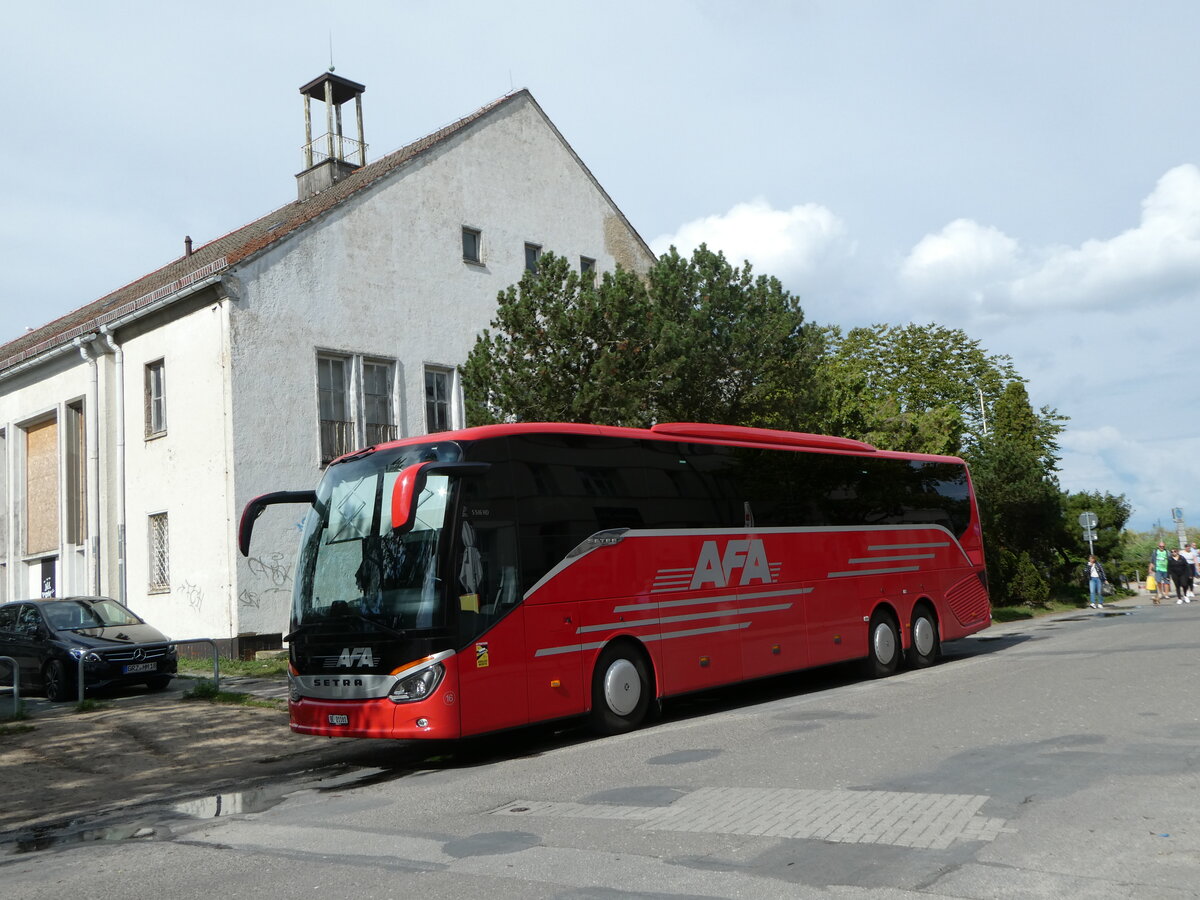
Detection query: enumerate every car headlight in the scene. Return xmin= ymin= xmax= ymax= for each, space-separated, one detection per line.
xmin=68 ymin=648 xmax=102 ymax=663
xmin=388 ymin=663 xmax=445 ymax=704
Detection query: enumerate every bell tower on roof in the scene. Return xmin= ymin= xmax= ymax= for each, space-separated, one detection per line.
xmin=296 ymin=70 xmax=367 ymax=201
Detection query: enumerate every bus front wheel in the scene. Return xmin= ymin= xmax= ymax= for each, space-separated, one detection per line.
xmin=590 ymin=643 xmax=651 ymax=735
xmin=866 ymin=611 xmax=900 ymax=678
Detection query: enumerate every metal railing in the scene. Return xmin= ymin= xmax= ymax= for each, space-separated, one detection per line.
xmin=75 ymin=637 xmax=220 ymax=702
xmin=0 ymin=656 xmax=18 ymax=718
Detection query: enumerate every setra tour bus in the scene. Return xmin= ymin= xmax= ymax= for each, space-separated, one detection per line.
xmin=238 ymin=422 xmax=990 ymax=740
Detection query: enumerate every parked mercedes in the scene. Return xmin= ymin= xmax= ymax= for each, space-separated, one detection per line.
xmin=0 ymin=597 xmax=177 ymax=701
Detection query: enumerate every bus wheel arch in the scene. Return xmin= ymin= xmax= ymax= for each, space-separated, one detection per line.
xmin=907 ymin=601 xmax=940 ymax=669
xmin=589 ymin=638 xmax=655 ymax=735
xmin=865 ymin=607 xmax=901 ymax=678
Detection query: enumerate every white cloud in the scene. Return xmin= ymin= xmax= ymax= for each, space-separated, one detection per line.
xmin=898 ymin=218 xmax=1020 ymax=309
xmin=898 ymin=164 xmax=1200 ymax=321
xmin=650 ymin=198 xmax=856 ymax=290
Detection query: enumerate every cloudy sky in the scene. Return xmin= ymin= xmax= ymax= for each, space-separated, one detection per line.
xmin=3 ymin=1 xmax=1197 ymax=532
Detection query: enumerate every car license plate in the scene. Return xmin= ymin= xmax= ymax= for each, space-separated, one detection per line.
xmin=123 ymin=662 xmax=157 ymax=674
xmin=327 ymin=714 xmax=350 ymax=726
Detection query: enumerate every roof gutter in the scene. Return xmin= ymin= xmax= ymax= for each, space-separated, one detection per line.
xmin=0 ymin=258 xmax=229 ymax=382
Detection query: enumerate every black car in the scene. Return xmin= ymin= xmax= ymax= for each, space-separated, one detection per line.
xmin=0 ymin=596 xmax=177 ymax=701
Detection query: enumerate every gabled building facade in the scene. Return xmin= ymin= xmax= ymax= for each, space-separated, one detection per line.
xmin=0 ymin=76 xmax=655 ymax=653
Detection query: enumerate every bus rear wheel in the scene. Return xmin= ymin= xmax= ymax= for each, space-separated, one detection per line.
xmin=865 ymin=611 xmax=900 ymax=678
xmin=590 ymin=643 xmax=651 ymax=735
xmin=907 ymin=606 xmax=940 ymax=668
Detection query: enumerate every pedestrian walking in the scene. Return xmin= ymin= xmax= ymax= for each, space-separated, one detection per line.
xmin=1152 ymin=542 xmax=1171 ymax=602
xmin=1182 ymin=542 xmax=1197 ymax=599
xmin=1084 ymin=555 xmax=1107 ymax=609
xmin=1167 ymin=548 xmax=1192 ymax=603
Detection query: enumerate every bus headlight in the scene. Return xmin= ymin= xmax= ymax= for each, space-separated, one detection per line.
xmin=288 ymin=670 xmax=301 ymax=703
xmin=388 ymin=663 xmax=445 ymax=704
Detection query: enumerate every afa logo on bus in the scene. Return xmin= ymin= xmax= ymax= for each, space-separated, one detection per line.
xmin=690 ymin=539 xmax=774 ymax=589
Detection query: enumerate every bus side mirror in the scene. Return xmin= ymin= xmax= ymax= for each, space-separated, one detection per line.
xmin=239 ymin=490 xmax=318 ymax=556
xmin=390 ymin=462 xmax=491 ymax=534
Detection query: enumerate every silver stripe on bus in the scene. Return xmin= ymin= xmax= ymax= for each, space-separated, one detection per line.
xmin=533 ymin=621 xmax=752 ymax=658
xmin=868 ymin=542 xmax=950 ymax=550
xmin=827 ymin=565 xmax=922 ymax=578
xmin=576 ymin=602 xmax=793 ymax=634
xmin=847 ymin=554 xmax=935 ymax=563
xmin=533 ymin=640 xmax=607 ymax=658
xmin=614 ymin=586 xmax=810 ymax=613
xmin=524 ymin=524 xmax=970 ymax=601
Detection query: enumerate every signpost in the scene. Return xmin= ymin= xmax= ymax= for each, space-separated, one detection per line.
xmin=1079 ymin=511 xmax=1098 ymax=556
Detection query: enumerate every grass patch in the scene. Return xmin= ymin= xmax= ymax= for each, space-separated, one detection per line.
xmin=182 ymin=679 xmax=284 ymax=710
xmin=0 ymin=722 xmax=35 ymax=737
xmin=177 ymin=657 xmax=288 ymax=678
xmin=73 ymin=699 xmax=111 ymax=713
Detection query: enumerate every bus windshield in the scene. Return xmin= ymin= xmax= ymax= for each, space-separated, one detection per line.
xmin=292 ymin=444 xmax=459 ymax=636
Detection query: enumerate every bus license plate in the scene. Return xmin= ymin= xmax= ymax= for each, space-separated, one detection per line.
xmin=327 ymin=714 xmax=350 ymax=725
xmin=123 ymin=662 xmax=156 ymax=674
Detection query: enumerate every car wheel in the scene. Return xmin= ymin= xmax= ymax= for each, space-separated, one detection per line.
xmin=907 ymin=606 xmax=940 ymax=668
xmin=865 ymin=610 xmax=901 ymax=678
xmin=146 ymin=675 xmax=172 ymax=691
xmin=589 ymin=643 xmax=652 ymax=735
xmin=43 ymin=659 xmax=77 ymax=702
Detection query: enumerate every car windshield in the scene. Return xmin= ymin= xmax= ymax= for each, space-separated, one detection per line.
xmin=43 ymin=599 xmax=144 ymax=630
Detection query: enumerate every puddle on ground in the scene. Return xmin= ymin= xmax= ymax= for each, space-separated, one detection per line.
xmin=3 ymin=764 xmax=398 ymax=855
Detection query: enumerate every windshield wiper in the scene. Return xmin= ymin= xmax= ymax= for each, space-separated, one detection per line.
xmin=287 ymin=613 xmax=407 ymax=642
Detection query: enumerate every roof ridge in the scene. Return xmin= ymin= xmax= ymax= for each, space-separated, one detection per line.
xmin=0 ymin=89 xmax=529 ymax=373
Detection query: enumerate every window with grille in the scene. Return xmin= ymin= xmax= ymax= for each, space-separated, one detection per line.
xmin=145 ymin=359 xmax=166 ymax=437
xmin=363 ymin=361 xmax=396 ymax=446
xmin=318 ymin=355 xmax=351 ymax=464
xmin=425 ymin=367 xmax=452 ymax=433
xmin=148 ymin=512 xmax=169 ymax=593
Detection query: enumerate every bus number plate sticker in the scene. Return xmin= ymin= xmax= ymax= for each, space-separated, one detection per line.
xmin=476 ymin=642 xmax=489 ymax=668
xmin=327 ymin=714 xmax=350 ymax=725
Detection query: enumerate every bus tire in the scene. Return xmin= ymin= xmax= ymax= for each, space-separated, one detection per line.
xmin=865 ymin=610 xmax=900 ymax=678
xmin=907 ymin=605 xmax=940 ymax=669
xmin=589 ymin=642 xmax=652 ymax=735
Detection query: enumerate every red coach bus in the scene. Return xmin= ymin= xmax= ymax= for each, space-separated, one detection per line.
xmin=239 ymin=422 xmax=990 ymax=740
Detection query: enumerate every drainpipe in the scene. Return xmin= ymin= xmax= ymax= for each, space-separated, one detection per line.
xmin=99 ymin=326 xmax=127 ymax=607
xmin=74 ymin=337 xmax=101 ymax=595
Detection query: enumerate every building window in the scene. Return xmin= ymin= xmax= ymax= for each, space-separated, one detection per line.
xmin=580 ymin=256 xmax=596 ymax=276
xmin=363 ymin=361 xmax=397 ymax=446
xmin=318 ymin=355 xmax=352 ymax=465
xmin=66 ymin=401 xmax=86 ymax=545
xmin=145 ymin=359 xmax=166 ymax=437
xmin=425 ymin=367 xmax=452 ymax=434
xmin=148 ymin=512 xmax=169 ymax=593
xmin=24 ymin=417 xmax=58 ymax=556
xmin=524 ymin=242 xmax=542 ymax=273
xmin=462 ymin=227 xmax=482 ymax=264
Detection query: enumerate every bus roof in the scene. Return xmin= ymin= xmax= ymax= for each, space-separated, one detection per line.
xmin=338 ymin=422 xmax=969 ymax=468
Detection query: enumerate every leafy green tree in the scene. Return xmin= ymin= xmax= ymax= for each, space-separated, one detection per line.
xmin=1061 ymin=490 xmax=1131 ymax=573
xmin=819 ymin=323 xmax=1021 ymax=455
xmin=461 ymin=246 xmax=825 ymax=430
xmin=461 ymin=253 xmax=655 ymax=426
xmin=969 ymin=382 xmax=1066 ymax=605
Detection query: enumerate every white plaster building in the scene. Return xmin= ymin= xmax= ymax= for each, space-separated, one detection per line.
xmin=0 ymin=74 xmax=655 ymax=654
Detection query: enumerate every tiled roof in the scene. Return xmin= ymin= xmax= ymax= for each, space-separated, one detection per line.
xmin=0 ymin=89 xmax=526 ymax=375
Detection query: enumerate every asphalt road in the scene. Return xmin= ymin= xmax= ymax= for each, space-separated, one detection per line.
xmin=2 ymin=598 xmax=1198 ymax=898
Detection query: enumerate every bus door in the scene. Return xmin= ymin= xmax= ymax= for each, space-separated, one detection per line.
xmin=451 ymin=512 xmax=530 ymax=736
